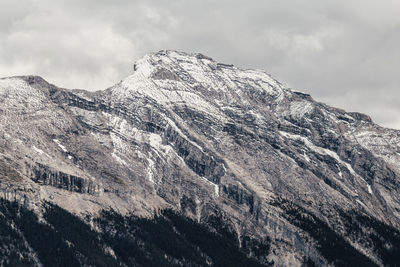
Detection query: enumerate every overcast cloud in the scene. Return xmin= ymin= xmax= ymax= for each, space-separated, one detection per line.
xmin=0 ymin=0 xmax=399 ymax=128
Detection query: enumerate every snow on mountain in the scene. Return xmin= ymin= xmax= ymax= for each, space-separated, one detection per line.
xmin=1 ymin=50 xmax=400 ymax=266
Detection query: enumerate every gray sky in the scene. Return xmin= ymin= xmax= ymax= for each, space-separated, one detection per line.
xmin=1 ymin=1 xmax=399 ymax=129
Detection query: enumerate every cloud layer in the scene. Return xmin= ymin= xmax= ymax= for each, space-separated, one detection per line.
xmin=1 ymin=0 xmax=399 ymax=128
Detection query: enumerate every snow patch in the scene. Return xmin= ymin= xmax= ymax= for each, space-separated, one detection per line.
xmin=282 ymin=132 xmax=348 ymax=173
xmin=164 ymin=117 xmax=204 ymax=152
xmin=289 ymin=101 xmax=314 ymax=118
xmin=222 ymin=163 xmax=227 ymax=173
xmin=149 ymin=133 xmax=162 ymax=148
xmin=367 ymin=184 xmax=373 ymax=194
xmin=215 ymin=184 xmax=219 ymax=197
xmin=200 ymin=177 xmax=219 ymax=197
xmin=32 ymin=146 xmax=44 ymax=154
xmin=356 ymin=199 xmax=366 ymax=207
xmin=112 ymin=151 xmax=127 ymax=166
xmin=280 ymin=131 xmax=374 ymax=194
xmin=118 ymin=68 xmax=221 ymax=116
xmin=147 ymin=158 xmax=156 ymax=184
xmin=53 ymin=139 xmax=68 ymax=152
xmin=303 ymin=152 xmax=310 ymax=162
xmin=148 ymin=133 xmax=172 ymax=154
xmin=336 ymin=164 xmax=343 ymax=179
xmin=279 ymin=131 xmax=356 ymax=175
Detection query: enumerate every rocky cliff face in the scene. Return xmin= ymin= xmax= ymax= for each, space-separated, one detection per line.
xmin=1 ymin=50 xmax=400 ymax=266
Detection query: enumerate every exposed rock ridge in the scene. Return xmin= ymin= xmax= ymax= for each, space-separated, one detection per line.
xmin=1 ymin=50 xmax=400 ymax=266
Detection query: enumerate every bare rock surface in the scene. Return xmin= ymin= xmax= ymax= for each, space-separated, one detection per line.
xmin=1 ymin=50 xmax=400 ymax=266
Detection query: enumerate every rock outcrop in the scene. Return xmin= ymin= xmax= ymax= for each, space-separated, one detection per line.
xmin=1 ymin=50 xmax=400 ymax=266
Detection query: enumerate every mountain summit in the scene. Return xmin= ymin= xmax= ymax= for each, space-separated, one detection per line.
xmin=1 ymin=50 xmax=400 ymax=266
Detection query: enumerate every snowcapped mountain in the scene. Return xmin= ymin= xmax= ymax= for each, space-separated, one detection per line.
xmin=1 ymin=50 xmax=400 ymax=266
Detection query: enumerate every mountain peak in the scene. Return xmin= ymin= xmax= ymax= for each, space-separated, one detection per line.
xmin=129 ymin=50 xmax=282 ymax=87
xmin=130 ymin=50 xmax=221 ymax=80
xmin=2 ymin=50 xmax=400 ymax=266
xmin=139 ymin=50 xmax=216 ymax=65
xmin=109 ymin=50 xmax=286 ymax=116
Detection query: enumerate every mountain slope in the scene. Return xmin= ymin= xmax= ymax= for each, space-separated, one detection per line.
xmin=1 ymin=50 xmax=400 ymax=266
